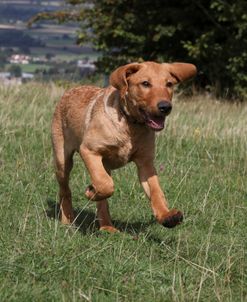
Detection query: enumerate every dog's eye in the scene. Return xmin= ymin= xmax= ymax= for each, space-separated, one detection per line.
xmin=166 ymin=81 xmax=173 ymax=88
xmin=141 ymin=81 xmax=151 ymax=87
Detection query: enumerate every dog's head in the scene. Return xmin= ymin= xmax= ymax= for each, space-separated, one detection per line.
xmin=110 ymin=61 xmax=197 ymax=131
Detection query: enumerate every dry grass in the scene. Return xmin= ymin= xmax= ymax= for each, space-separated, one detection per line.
xmin=0 ymin=83 xmax=246 ymax=301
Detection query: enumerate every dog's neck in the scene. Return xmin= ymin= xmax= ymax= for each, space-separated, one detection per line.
xmin=119 ymin=99 xmax=136 ymax=123
xmin=103 ymin=87 xmax=145 ymax=127
xmin=119 ymin=93 xmax=145 ymax=125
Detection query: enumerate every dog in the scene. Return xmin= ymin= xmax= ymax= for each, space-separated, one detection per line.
xmin=51 ymin=61 xmax=197 ymax=232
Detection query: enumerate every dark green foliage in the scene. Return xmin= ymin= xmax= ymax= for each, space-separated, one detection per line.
xmin=8 ymin=64 xmax=22 ymax=77
xmin=30 ymin=0 xmax=247 ymax=99
xmin=0 ymin=51 xmax=7 ymax=68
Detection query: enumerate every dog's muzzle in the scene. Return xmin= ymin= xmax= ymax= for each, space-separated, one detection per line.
xmin=140 ymin=109 xmax=166 ymax=131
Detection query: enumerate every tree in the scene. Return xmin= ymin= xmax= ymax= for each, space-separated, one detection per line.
xmin=45 ymin=53 xmax=55 ymax=60
xmin=0 ymin=51 xmax=7 ymax=68
xmin=29 ymin=0 xmax=247 ymax=99
xmin=8 ymin=65 xmax=22 ymax=78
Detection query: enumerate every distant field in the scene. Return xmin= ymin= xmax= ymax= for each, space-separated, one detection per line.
xmin=29 ymin=46 xmax=98 ymax=60
xmin=0 ymin=22 xmax=98 ymax=68
xmin=22 ymin=63 xmax=51 ymax=73
xmin=0 ymin=23 xmax=98 ymax=74
xmin=0 ymin=83 xmax=246 ymax=301
xmin=0 ymin=1 xmax=62 ymax=6
xmin=5 ymin=63 xmax=51 ymax=73
xmin=27 ymin=24 xmax=79 ymax=35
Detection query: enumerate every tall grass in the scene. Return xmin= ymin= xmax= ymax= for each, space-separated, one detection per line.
xmin=0 ymin=83 xmax=246 ymax=301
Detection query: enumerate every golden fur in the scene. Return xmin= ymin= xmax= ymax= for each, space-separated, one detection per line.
xmin=52 ymin=61 xmax=197 ymax=232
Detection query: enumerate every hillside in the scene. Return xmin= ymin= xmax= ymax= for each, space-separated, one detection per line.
xmin=0 ymin=1 xmax=97 ymax=82
xmin=0 ymin=82 xmax=246 ymax=301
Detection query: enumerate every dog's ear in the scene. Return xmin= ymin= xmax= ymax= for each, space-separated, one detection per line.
xmin=164 ymin=63 xmax=197 ymax=83
xmin=110 ymin=63 xmax=141 ymax=96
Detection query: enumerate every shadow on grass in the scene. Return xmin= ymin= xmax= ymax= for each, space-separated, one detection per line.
xmin=46 ymin=198 xmax=152 ymax=236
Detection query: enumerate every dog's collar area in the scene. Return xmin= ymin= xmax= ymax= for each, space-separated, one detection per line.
xmin=119 ymin=100 xmax=145 ymax=125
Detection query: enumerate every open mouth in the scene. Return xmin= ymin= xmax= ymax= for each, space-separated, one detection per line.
xmin=140 ymin=109 xmax=165 ymax=131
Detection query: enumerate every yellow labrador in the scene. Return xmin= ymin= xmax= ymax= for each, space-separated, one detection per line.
xmin=52 ymin=61 xmax=197 ymax=232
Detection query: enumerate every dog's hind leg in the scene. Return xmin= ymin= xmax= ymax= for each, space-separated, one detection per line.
xmin=52 ymin=123 xmax=75 ymax=225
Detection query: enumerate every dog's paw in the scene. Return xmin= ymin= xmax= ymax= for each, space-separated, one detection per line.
xmin=162 ymin=209 xmax=183 ymax=228
xmin=99 ymin=226 xmax=120 ymax=233
xmin=85 ymin=185 xmax=97 ymax=200
xmin=85 ymin=185 xmax=112 ymax=201
xmin=60 ymin=212 xmax=75 ymax=225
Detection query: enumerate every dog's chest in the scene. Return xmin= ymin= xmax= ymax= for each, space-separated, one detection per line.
xmin=102 ymin=138 xmax=135 ymax=170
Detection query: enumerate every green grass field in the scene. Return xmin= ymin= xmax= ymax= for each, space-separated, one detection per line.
xmin=21 ymin=63 xmax=51 ymax=73
xmin=5 ymin=63 xmax=51 ymax=73
xmin=0 ymin=83 xmax=246 ymax=301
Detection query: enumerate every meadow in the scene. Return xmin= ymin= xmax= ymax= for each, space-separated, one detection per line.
xmin=0 ymin=82 xmax=246 ymax=301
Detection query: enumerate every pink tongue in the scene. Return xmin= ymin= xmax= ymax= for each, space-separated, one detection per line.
xmin=147 ymin=116 xmax=164 ymax=130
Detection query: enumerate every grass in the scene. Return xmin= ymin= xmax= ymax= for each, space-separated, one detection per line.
xmin=20 ymin=63 xmax=51 ymax=73
xmin=5 ymin=63 xmax=51 ymax=73
xmin=0 ymin=83 xmax=246 ymax=301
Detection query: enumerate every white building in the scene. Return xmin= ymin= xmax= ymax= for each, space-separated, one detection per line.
xmin=9 ymin=54 xmax=30 ymax=65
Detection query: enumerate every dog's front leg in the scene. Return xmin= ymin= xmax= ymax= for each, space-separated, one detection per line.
xmin=80 ymin=146 xmax=118 ymax=232
xmin=96 ymin=200 xmax=119 ymax=233
xmin=79 ymin=146 xmax=114 ymax=201
xmin=135 ymin=159 xmax=183 ymax=228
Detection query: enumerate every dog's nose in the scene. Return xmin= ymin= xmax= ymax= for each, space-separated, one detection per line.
xmin=157 ymin=101 xmax=172 ymax=114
